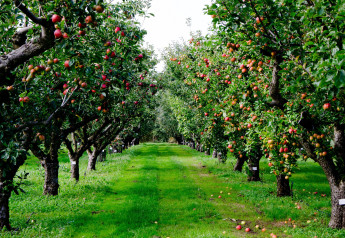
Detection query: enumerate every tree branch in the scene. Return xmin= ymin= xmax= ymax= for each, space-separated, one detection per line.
xmin=14 ymin=0 xmax=46 ymax=26
xmin=268 ymin=56 xmax=287 ymax=108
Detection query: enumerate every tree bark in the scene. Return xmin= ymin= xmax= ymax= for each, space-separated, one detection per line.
xmin=217 ymin=152 xmax=227 ymax=163
xmin=276 ymin=174 xmax=291 ymax=197
xmin=299 ymin=126 xmax=345 ymax=228
xmin=0 ymin=184 xmax=11 ymax=230
xmin=69 ymin=157 xmax=79 ymax=181
xmin=42 ymin=161 xmax=59 ymax=195
xmin=212 ymin=149 xmax=217 ymax=158
xmin=87 ymin=149 xmax=97 ymax=171
xmin=329 ymin=180 xmax=345 ymax=228
xmin=205 ymin=148 xmax=210 ymax=155
xmin=234 ymin=154 xmax=247 ymax=172
xmin=98 ymin=149 xmax=106 ymax=162
xmin=247 ymin=157 xmax=261 ymax=181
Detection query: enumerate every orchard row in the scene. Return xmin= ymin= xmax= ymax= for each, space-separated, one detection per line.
xmin=0 ymin=0 xmax=155 ymax=230
xmin=161 ymin=0 xmax=345 ymax=230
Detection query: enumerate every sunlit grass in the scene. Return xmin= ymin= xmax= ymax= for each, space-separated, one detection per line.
xmin=2 ymin=143 xmax=344 ymax=237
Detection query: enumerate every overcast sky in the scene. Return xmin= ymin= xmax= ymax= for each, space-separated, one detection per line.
xmin=139 ymin=0 xmax=213 ymax=72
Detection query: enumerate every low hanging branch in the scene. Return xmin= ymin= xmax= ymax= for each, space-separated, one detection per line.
xmin=0 ymin=1 xmax=55 ymax=85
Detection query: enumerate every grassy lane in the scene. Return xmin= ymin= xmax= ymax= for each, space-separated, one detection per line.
xmin=5 ymin=143 xmax=345 ymax=237
xmin=156 ymin=144 xmax=269 ymax=238
xmin=68 ymin=144 xmax=161 ymax=238
xmin=156 ymin=144 xmax=228 ymax=238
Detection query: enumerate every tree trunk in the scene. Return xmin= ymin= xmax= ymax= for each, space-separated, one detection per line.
xmin=299 ymin=125 xmax=345 ymax=228
xmin=247 ymin=158 xmax=260 ymax=181
xmin=212 ymin=149 xmax=217 ymax=158
xmin=0 ymin=185 xmax=11 ymax=230
xmin=87 ymin=149 xmax=97 ymax=171
xmin=70 ymin=157 xmax=79 ymax=181
xmin=276 ymin=174 xmax=291 ymax=197
xmin=98 ymin=149 xmax=106 ymax=162
xmin=42 ymin=161 xmax=59 ymax=195
xmin=205 ymin=148 xmax=210 ymax=155
xmin=217 ymin=148 xmax=227 ymax=163
xmin=200 ymin=144 xmax=203 ymax=152
xmin=196 ymin=143 xmax=200 ymax=151
xmin=234 ymin=154 xmax=247 ymax=172
xmin=191 ymin=142 xmax=195 ymax=149
xmin=329 ymin=180 xmax=345 ymax=228
xmin=217 ymin=152 xmax=226 ymax=163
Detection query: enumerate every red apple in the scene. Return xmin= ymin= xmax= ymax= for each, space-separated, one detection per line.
xmin=245 ymin=228 xmax=251 ymax=232
xmin=38 ymin=134 xmax=45 ymax=141
xmin=323 ymin=103 xmax=331 ymax=110
xmin=64 ymin=60 xmax=70 ymax=68
xmin=115 ymin=26 xmax=121 ymax=33
xmin=78 ymin=22 xmax=86 ymax=28
xmin=54 ymin=29 xmax=62 ymax=39
xmin=85 ymin=16 xmax=92 ymax=24
xmin=51 ymin=14 xmax=61 ymax=23
xmin=23 ymin=96 xmax=29 ymax=103
xmin=236 ymin=225 xmax=242 ymax=230
xmin=53 ymin=58 xmax=59 ymax=64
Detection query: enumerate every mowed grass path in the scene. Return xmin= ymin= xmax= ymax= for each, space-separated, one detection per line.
xmin=6 ymin=143 xmax=345 ymax=237
xmin=68 ymin=143 xmax=269 ymax=238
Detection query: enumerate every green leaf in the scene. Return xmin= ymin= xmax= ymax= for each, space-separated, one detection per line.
xmin=334 ymin=70 xmax=345 ymax=88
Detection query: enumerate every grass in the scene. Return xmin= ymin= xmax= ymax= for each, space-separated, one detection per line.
xmin=2 ymin=143 xmax=345 ymax=237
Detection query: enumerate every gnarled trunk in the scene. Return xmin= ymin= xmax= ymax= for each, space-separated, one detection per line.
xmin=42 ymin=161 xmax=59 ymax=195
xmin=276 ymin=174 xmax=291 ymax=197
xmin=87 ymin=148 xmax=103 ymax=171
xmin=234 ymin=154 xmax=247 ymax=172
xmin=329 ymin=180 xmax=345 ymax=228
xmin=300 ymin=125 xmax=345 ymax=228
xmin=87 ymin=149 xmax=97 ymax=171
